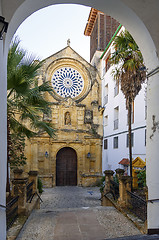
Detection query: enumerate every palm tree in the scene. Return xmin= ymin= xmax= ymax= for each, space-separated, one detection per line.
xmin=110 ymin=30 xmax=146 ymax=190
xmin=7 ymin=37 xmax=55 ymax=192
xmin=7 ymin=37 xmax=55 ymax=137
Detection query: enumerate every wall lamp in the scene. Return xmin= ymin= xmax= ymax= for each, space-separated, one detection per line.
xmin=45 ymin=151 xmax=49 ymax=158
xmin=0 ymin=16 xmax=8 ymax=40
xmin=98 ymin=105 xmax=105 ymax=115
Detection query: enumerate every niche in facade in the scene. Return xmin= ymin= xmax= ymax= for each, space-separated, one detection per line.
xmin=65 ymin=111 xmax=71 ymax=125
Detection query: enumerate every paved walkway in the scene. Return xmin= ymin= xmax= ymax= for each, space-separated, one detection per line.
xmin=16 ymin=187 xmax=141 ymax=240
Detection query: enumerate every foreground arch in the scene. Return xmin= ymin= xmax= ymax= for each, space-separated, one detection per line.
xmin=1 ymin=1 xmax=159 ymax=239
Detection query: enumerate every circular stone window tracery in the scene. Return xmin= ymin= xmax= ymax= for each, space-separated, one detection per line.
xmin=51 ymin=67 xmax=84 ymax=98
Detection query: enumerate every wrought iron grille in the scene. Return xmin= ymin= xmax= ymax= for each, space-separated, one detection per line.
xmin=6 ymin=196 xmax=19 ymax=230
xmin=110 ymin=180 xmax=119 ymax=200
xmin=26 ymin=181 xmax=33 ymax=202
xmin=127 ymin=190 xmax=147 ymax=221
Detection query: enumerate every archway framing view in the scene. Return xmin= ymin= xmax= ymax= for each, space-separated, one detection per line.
xmin=1 ymin=1 xmax=159 ymax=239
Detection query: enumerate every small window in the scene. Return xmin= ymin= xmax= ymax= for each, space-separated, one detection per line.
xmin=126 ymin=133 xmax=134 ymax=147
xmin=104 ymin=139 xmax=108 ymax=149
xmin=113 ymin=137 xmax=118 ymax=149
xmin=104 ymin=84 xmax=108 ymax=105
xmin=103 ymin=52 xmax=111 ymax=74
xmin=114 ymin=106 xmax=119 ymax=130
xmin=104 ymin=115 xmax=108 ymax=126
xmin=105 ymin=54 xmax=111 ymax=72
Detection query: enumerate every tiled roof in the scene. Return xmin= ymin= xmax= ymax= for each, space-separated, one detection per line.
xmin=119 ymin=158 xmax=130 ymax=165
xmin=84 ymin=8 xmax=98 ymax=36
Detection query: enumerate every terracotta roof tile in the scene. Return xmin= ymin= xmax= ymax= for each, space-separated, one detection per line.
xmin=119 ymin=158 xmax=130 ymax=165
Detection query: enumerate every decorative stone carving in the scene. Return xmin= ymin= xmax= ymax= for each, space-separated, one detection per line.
xmin=61 ymin=97 xmax=76 ymax=107
xmin=84 ymin=110 xmax=93 ymax=124
xmin=91 ymin=100 xmax=98 ymax=106
xmin=67 ymin=39 xmax=71 ymax=46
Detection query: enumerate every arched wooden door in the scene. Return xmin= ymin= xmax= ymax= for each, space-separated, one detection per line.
xmin=56 ymin=147 xmax=77 ymax=186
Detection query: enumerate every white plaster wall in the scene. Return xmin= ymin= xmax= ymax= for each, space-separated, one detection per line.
xmin=146 ymin=71 xmax=159 ymax=231
xmin=0 ymin=2 xmax=7 ymax=238
xmin=0 ymin=45 xmax=7 ymax=240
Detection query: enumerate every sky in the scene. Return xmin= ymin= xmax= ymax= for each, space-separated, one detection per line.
xmin=14 ymin=4 xmax=91 ymax=62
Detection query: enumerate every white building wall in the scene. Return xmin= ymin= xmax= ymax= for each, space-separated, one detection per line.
xmin=101 ymin=27 xmax=146 ymax=174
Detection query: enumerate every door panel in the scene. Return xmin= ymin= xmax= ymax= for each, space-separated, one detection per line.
xmin=56 ymin=147 xmax=77 ymax=186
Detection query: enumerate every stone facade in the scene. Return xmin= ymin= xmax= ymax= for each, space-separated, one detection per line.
xmin=25 ymin=45 xmax=103 ymax=187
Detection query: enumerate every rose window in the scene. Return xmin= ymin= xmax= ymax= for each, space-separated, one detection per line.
xmin=51 ymin=67 xmax=84 ymax=98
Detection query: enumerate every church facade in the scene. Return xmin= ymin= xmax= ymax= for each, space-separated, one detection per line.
xmin=25 ymin=44 xmax=103 ymax=187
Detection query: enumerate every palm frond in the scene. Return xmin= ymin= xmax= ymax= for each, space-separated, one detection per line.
xmin=9 ymin=116 xmax=37 ymax=138
xmin=7 ymin=36 xmax=56 ymax=142
xmin=33 ymin=120 xmax=56 ymax=138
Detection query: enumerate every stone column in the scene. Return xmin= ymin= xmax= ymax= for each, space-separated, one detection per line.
xmin=118 ymin=176 xmax=132 ymax=208
xmin=95 ymin=141 xmax=102 ymax=173
xmin=32 ymin=142 xmax=38 ymax=171
xmin=12 ymin=169 xmax=28 ymax=215
xmin=147 ymin=71 xmax=159 ymax=234
xmin=104 ymin=170 xmax=114 ymax=194
xmin=85 ymin=143 xmax=90 ymax=173
xmin=28 ymin=171 xmax=38 ymax=194
xmin=115 ymin=168 xmax=125 ymax=179
xmin=0 ymin=36 xmax=7 ymax=240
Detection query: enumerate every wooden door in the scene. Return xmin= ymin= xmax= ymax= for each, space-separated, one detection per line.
xmin=56 ymin=147 xmax=77 ymax=186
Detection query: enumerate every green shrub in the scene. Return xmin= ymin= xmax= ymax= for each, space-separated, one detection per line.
xmin=137 ymin=170 xmax=146 ymax=188
xmin=99 ymin=176 xmax=105 ymax=193
xmin=37 ymin=178 xmax=43 ymax=193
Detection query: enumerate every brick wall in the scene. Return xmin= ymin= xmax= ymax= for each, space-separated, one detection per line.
xmin=90 ymin=13 xmax=120 ymax=62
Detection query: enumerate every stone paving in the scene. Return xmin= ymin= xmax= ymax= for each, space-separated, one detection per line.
xmin=40 ymin=186 xmax=101 ymax=209
xmin=16 ymin=186 xmax=142 ymax=240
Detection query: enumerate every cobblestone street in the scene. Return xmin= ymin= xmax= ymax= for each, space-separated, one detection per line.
xmin=40 ymin=186 xmax=101 ymax=209
xmin=16 ymin=187 xmax=141 ymax=240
